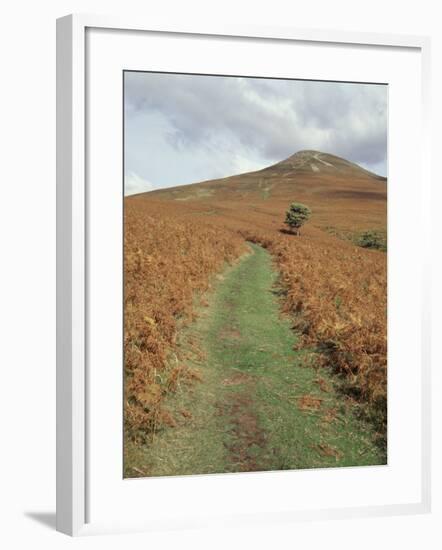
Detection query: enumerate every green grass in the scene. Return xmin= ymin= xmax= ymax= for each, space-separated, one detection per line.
xmin=125 ymin=244 xmax=385 ymax=477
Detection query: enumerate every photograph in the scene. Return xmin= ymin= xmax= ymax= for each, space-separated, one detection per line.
xmin=123 ymin=71 xmax=388 ymax=478
xmin=0 ymin=0 xmax=435 ymax=544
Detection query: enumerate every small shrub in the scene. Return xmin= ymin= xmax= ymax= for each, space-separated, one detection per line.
xmin=356 ymin=231 xmax=386 ymax=250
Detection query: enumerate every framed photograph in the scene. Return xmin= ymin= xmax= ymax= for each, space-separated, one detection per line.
xmin=56 ymin=14 xmax=431 ymax=536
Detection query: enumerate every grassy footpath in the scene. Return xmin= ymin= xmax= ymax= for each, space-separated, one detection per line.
xmin=125 ymin=244 xmax=385 ymax=477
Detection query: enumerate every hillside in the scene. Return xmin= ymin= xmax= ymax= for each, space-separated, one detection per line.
xmin=134 ymin=150 xmax=387 ymax=235
xmin=124 ymin=149 xmax=388 ymax=476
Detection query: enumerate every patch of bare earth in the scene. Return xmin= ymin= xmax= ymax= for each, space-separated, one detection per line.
xmin=297 ymin=394 xmax=323 ymax=412
xmin=216 ymin=380 xmax=267 ymax=472
xmin=219 ymin=328 xmax=242 ymax=340
xmin=221 ymin=372 xmax=251 ymax=387
xmin=312 ymin=443 xmax=342 ymax=461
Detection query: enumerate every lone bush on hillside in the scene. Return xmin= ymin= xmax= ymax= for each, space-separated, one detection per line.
xmin=356 ymin=231 xmax=386 ymax=251
xmin=285 ymin=202 xmax=311 ymax=235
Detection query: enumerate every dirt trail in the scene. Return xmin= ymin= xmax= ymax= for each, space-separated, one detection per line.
xmin=132 ymin=244 xmax=385 ymax=477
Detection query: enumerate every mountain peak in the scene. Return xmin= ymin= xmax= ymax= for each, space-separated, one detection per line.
xmin=280 ymin=150 xmax=346 ymax=168
xmin=145 ymin=148 xmax=386 ymax=202
xmin=267 ymin=149 xmax=384 ymax=180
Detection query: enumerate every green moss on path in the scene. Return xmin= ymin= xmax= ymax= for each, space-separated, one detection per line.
xmin=125 ymin=244 xmax=385 ymax=477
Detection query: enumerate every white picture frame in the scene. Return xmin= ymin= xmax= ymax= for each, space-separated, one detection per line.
xmin=56 ymin=13 xmax=431 ymax=536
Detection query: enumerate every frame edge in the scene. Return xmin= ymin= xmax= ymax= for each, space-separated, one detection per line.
xmin=56 ymin=12 xmax=432 ymax=535
xmin=56 ymin=14 xmax=86 ymax=536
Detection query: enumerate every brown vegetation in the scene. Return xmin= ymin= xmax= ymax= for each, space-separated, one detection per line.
xmin=125 ymin=150 xmax=387 ymax=443
xmin=124 ymin=200 xmax=245 ymax=442
xmin=245 ymin=226 xmax=387 ymax=434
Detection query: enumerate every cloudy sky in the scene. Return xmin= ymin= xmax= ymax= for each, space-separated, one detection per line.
xmin=124 ymin=72 xmax=387 ymax=196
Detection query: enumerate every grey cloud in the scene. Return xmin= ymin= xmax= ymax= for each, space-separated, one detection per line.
xmin=124 ymin=72 xmax=387 ymax=194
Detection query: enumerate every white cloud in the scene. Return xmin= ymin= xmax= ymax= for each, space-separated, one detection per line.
xmin=232 ymin=152 xmax=266 ymax=174
xmin=124 ymin=171 xmax=155 ymax=196
xmin=124 ymin=73 xmax=388 ymax=188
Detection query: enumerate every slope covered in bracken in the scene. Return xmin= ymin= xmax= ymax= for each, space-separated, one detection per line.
xmin=243 ymin=226 xmax=387 ymax=436
xmin=148 ymin=150 xmax=386 ymax=236
xmin=125 ymin=150 xmax=387 ymax=445
xmin=124 ymin=200 xmax=245 ymax=442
